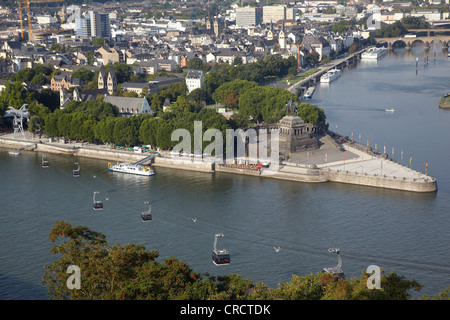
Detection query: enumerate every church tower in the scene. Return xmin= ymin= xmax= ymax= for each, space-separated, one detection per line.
xmin=98 ymin=64 xmax=107 ymax=90
xmin=206 ymin=14 xmax=212 ymax=30
xmin=60 ymin=87 xmax=66 ymax=107
xmin=107 ymin=65 xmax=117 ymax=95
xmin=214 ymin=17 xmax=220 ymax=38
xmin=267 ymin=20 xmax=274 ymax=41
xmin=279 ymin=20 xmax=286 ymax=49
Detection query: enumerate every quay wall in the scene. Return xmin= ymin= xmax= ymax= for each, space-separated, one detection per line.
xmin=216 ymin=165 xmax=262 ymax=176
xmin=153 ymin=156 xmax=214 ymax=173
xmin=0 ymin=137 xmax=437 ymax=192
xmin=322 ymin=169 xmax=437 ymax=193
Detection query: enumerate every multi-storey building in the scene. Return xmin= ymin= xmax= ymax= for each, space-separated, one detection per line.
xmin=75 ymin=11 xmax=111 ymax=38
xmin=90 ymin=11 xmax=111 ymax=38
xmin=262 ymin=5 xmax=286 ymax=24
xmin=185 ymin=70 xmax=204 ymax=93
xmin=235 ymin=7 xmax=262 ymax=27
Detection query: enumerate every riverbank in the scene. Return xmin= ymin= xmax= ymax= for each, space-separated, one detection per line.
xmin=0 ymin=131 xmax=437 ymax=193
xmin=439 ymin=93 xmax=450 ymax=109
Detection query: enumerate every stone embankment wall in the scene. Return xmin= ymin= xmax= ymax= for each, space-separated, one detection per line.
xmin=153 ymin=156 xmax=214 ymax=173
xmin=0 ymin=137 xmax=437 ymax=192
xmin=215 ymin=165 xmax=262 ymax=176
xmin=322 ymin=169 xmax=437 ymax=193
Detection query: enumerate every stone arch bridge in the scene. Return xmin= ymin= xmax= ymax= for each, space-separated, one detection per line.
xmin=376 ymin=35 xmax=450 ymax=51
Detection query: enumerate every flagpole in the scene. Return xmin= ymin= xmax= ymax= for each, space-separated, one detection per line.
xmin=361 ymin=155 xmax=364 ymax=174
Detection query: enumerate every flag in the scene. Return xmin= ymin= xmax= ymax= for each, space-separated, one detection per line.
xmin=351 ymin=132 xmax=353 ymax=141
xmin=367 ymin=139 xmax=369 ymax=147
xmin=325 ymin=153 xmax=327 ymax=162
xmin=410 ymin=155 xmax=412 ymax=165
xmin=375 ymin=141 xmax=377 ymax=150
xmin=426 ymin=161 xmax=428 ymax=171
xmin=383 ymin=144 xmax=386 ymax=154
xmin=401 ymin=150 xmax=403 ymax=161
xmin=392 ymin=146 xmax=394 ymax=156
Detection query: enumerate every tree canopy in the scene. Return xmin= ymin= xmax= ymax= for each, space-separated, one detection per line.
xmin=42 ymin=221 xmax=448 ymax=300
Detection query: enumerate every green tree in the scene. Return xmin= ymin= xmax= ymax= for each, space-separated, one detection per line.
xmin=186 ymin=57 xmax=204 ymax=70
xmin=212 ymin=79 xmax=257 ymax=104
xmin=224 ymin=91 xmax=239 ymax=109
xmin=72 ymin=68 xmax=94 ymax=84
xmin=92 ymin=37 xmax=108 ymax=46
xmin=119 ymin=257 xmax=215 ymax=300
xmin=139 ymin=116 xmax=158 ymax=146
xmin=233 ymin=56 xmax=243 ymax=66
xmin=42 ymin=221 xmax=158 ymax=300
xmin=297 ymin=103 xmax=326 ymax=124
xmin=0 ymin=81 xmax=35 ymax=117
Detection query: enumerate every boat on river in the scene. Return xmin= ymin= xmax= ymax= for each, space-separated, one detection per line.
xmin=303 ymin=86 xmax=315 ymax=99
xmin=385 ymin=108 xmax=395 ymax=112
xmin=362 ymin=47 xmax=388 ymax=60
xmin=108 ymin=162 xmax=155 ymax=176
xmin=320 ymin=69 xmax=342 ymax=83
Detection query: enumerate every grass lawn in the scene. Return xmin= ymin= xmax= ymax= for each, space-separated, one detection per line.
xmin=285 ymin=68 xmax=320 ymax=84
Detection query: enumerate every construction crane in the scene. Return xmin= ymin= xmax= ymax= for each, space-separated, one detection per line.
xmin=16 ymin=0 xmax=63 ymax=41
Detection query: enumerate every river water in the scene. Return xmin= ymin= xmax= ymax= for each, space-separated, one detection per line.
xmin=1 ymin=46 xmax=450 ymax=300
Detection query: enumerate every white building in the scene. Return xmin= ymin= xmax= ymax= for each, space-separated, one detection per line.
xmin=185 ymin=70 xmax=204 ymax=93
xmin=37 ymin=15 xmax=58 ymax=25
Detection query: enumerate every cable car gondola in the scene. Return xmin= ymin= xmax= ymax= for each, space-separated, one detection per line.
xmin=322 ymin=248 xmax=345 ymax=279
xmin=212 ymin=233 xmax=230 ymax=266
xmin=42 ymin=154 xmax=49 ymax=168
xmin=93 ymin=191 xmax=103 ymax=210
xmin=73 ymin=162 xmax=80 ymax=177
xmin=141 ymin=201 xmax=152 ymax=222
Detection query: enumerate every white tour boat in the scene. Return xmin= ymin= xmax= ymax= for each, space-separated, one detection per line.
xmin=385 ymin=108 xmax=395 ymax=112
xmin=361 ymin=47 xmax=388 ymax=60
xmin=320 ymin=69 xmax=342 ymax=83
xmin=303 ymin=86 xmax=315 ymax=99
xmin=108 ymin=162 xmax=155 ymax=176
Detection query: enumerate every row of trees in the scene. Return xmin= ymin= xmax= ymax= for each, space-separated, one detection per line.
xmin=40 ymin=99 xmax=233 ymax=149
xmin=1 ymin=77 xmax=325 ymax=149
xmin=43 ymin=221 xmax=449 ymax=300
xmin=187 ymin=55 xmax=299 ymax=105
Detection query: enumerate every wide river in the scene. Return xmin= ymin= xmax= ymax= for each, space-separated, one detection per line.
xmin=1 ymin=46 xmax=450 ymax=300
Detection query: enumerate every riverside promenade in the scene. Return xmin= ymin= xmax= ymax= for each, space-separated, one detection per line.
xmin=0 ymin=131 xmax=437 ymax=193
